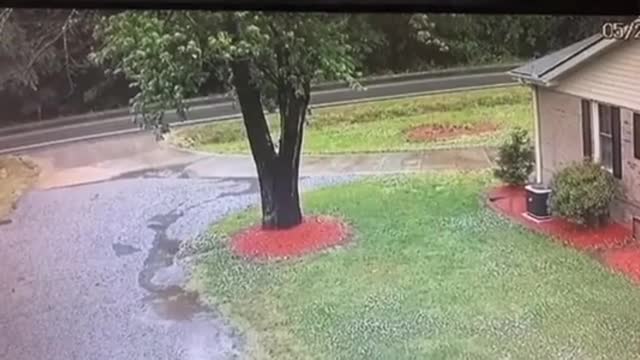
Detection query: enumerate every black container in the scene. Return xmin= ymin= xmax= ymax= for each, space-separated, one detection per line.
xmin=525 ymin=184 xmax=551 ymax=219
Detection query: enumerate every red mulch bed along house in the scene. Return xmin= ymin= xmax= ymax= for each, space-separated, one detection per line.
xmin=231 ymin=216 xmax=349 ymax=261
xmin=487 ymin=185 xmax=640 ymax=283
xmin=601 ymin=248 xmax=640 ymax=283
xmin=487 ymin=185 xmax=631 ymax=250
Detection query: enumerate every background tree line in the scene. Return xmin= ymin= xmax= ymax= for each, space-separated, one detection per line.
xmin=0 ymin=10 xmax=629 ymax=125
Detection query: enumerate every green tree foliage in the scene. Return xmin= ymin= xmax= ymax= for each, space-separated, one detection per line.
xmin=94 ymin=11 xmax=361 ymax=229
xmin=93 ymin=12 xmax=210 ymax=133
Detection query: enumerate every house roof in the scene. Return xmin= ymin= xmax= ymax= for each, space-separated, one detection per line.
xmin=509 ymin=34 xmax=622 ymax=86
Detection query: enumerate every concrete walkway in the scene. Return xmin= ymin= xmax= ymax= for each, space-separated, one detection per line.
xmin=183 ymin=146 xmax=497 ymax=178
xmin=21 ymin=133 xmax=497 ymax=189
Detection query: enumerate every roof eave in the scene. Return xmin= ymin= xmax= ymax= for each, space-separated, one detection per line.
xmin=508 ymin=71 xmax=553 ymax=87
xmin=507 ymin=34 xmax=625 ymax=87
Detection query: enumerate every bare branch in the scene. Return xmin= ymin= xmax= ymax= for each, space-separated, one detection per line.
xmin=63 ymin=24 xmax=74 ymax=95
xmin=20 ymin=9 xmax=79 ymax=84
xmin=0 ymin=8 xmax=13 ymax=34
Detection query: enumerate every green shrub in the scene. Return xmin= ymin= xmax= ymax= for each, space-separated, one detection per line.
xmin=548 ymin=161 xmax=619 ymax=227
xmin=493 ymin=127 xmax=534 ymax=185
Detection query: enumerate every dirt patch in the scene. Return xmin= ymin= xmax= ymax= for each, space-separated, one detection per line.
xmin=231 ymin=216 xmax=349 ymax=261
xmin=405 ymin=122 xmax=499 ymax=142
xmin=0 ymin=155 xmax=40 ymax=221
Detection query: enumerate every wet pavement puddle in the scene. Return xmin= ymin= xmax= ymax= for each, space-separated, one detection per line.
xmin=134 ymin=179 xmax=258 ymax=358
xmin=145 ymin=290 xmax=209 ymax=322
xmin=138 ymin=209 xmax=199 ymax=318
xmin=112 ymin=243 xmax=142 ymax=257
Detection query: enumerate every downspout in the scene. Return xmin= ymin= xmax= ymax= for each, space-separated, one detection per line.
xmin=531 ymin=85 xmax=543 ymax=184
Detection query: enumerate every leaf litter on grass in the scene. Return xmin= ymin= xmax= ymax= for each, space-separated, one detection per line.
xmin=0 ymin=155 xmax=39 ymax=222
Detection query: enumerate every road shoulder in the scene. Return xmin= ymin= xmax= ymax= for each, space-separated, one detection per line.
xmin=0 ymin=155 xmax=40 ymax=223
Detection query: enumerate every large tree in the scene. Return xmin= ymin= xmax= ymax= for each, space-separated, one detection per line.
xmin=94 ymin=11 xmax=360 ymax=229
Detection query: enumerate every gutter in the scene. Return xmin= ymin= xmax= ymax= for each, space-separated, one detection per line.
xmin=509 ymin=74 xmax=552 ymax=87
xmin=531 ymin=85 xmax=544 ymax=184
xmin=537 ymin=34 xmax=606 ymax=79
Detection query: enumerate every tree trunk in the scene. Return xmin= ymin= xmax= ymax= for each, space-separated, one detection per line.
xmin=265 ymin=83 xmax=310 ymax=229
xmin=230 ymin=56 xmax=308 ymax=229
xmin=226 ymin=15 xmax=311 ymax=229
xmin=258 ymin=159 xmax=303 ymax=229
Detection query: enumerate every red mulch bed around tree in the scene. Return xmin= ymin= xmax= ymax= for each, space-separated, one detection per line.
xmin=405 ymin=122 xmax=499 ymax=142
xmin=231 ymin=216 xmax=349 ymax=261
xmin=487 ymin=185 xmax=632 ymax=251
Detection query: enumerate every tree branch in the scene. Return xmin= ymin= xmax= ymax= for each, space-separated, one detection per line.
xmin=0 ymin=8 xmax=12 ymax=34
xmin=62 ymin=24 xmax=74 ymax=96
xmin=20 ymin=9 xmax=78 ymax=85
xmin=226 ymin=15 xmax=277 ymax=163
xmin=254 ymin=62 xmax=279 ymax=85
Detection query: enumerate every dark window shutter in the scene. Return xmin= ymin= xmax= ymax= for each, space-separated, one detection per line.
xmin=634 ymin=113 xmax=640 ymax=159
xmin=612 ymin=107 xmax=622 ymax=179
xmin=581 ymin=100 xmax=592 ymax=159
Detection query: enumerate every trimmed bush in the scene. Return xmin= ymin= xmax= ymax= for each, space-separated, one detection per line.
xmin=493 ymin=127 xmax=534 ymax=186
xmin=548 ymin=161 xmax=619 ymax=227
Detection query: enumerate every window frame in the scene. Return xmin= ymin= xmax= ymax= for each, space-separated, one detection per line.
xmin=598 ymin=104 xmax=614 ymax=172
xmin=581 ymin=99 xmax=593 ymax=159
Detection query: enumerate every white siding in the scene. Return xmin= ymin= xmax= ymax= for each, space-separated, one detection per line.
xmin=555 ymin=41 xmax=640 ymax=112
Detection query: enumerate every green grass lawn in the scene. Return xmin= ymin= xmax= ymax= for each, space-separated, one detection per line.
xmin=173 ymin=86 xmax=532 ymax=155
xmin=191 ymin=172 xmax=640 ymax=360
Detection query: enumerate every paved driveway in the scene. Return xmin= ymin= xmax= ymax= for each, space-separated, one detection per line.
xmin=0 ymin=150 xmax=353 ymax=360
xmin=1 ymin=173 xmax=255 ymax=359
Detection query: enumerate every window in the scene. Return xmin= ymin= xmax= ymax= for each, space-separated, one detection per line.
xmin=635 ymin=113 xmax=640 ymax=159
xmin=598 ymin=104 xmax=622 ymax=178
xmin=581 ymin=100 xmax=592 ymax=159
xmin=599 ymin=104 xmax=614 ymax=171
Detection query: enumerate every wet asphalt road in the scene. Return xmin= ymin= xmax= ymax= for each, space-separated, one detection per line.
xmin=0 ymin=166 xmax=355 ymax=360
xmin=0 ymin=71 xmax=514 ymax=153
